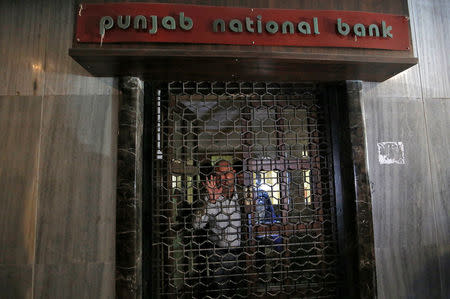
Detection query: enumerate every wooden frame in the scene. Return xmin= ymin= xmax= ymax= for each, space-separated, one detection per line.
xmin=70 ymin=48 xmax=416 ymax=82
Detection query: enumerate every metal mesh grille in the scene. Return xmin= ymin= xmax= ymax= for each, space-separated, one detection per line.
xmin=151 ymin=82 xmax=339 ymax=298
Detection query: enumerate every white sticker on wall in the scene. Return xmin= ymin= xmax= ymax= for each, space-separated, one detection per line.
xmin=377 ymin=142 xmax=406 ymax=165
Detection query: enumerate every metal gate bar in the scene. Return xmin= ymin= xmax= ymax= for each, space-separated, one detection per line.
xmin=151 ymin=82 xmax=340 ymax=298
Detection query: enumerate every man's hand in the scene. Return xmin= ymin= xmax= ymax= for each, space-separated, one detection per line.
xmin=204 ymin=175 xmax=222 ymax=203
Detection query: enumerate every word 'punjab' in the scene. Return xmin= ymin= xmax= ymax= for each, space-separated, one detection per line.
xmin=99 ymin=12 xmax=193 ymax=35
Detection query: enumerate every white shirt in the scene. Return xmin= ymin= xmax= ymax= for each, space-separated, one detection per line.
xmin=193 ymin=193 xmax=241 ymax=248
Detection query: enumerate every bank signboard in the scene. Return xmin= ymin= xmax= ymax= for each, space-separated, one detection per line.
xmin=76 ymin=3 xmax=411 ymax=50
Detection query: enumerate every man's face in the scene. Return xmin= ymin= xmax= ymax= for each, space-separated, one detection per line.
xmin=215 ymin=161 xmax=235 ymax=195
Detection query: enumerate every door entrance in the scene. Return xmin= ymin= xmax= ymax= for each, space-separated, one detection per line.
xmin=149 ymin=82 xmax=340 ymax=298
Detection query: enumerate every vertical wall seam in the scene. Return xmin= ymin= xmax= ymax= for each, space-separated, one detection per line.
xmin=31 ymin=1 xmax=52 ymax=296
xmin=31 ymin=83 xmax=45 ymax=299
xmin=409 ymin=0 xmax=444 ymax=296
xmin=411 ymin=0 xmax=440 ymax=249
xmin=420 ymin=97 xmax=444 ymax=298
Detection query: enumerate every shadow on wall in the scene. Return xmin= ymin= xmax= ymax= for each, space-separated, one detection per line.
xmin=0 ymin=95 xmax=116 ymax=298
xmin=411 ymin=247 xmax=449 ymax=299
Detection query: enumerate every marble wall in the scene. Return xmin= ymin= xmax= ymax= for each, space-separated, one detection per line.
xmin=362 ymin=0 xmax=449 ymax=297
xmin=0 ymin=1 xmax=117 ymax=298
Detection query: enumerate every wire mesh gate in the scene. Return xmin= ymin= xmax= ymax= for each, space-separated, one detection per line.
xmin=150 ymin=82 xmax=340 ymax=298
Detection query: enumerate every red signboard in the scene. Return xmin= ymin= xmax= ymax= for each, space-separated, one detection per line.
xmin=76 ymin=3 xmax=411 ymax=50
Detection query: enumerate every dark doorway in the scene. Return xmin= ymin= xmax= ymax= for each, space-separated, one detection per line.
xmin=143 ymin=82 xmax=347 ymax=298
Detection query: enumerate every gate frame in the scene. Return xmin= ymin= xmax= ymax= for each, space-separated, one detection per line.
xmin=116 ymin=79 xmax=376 ymax=299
